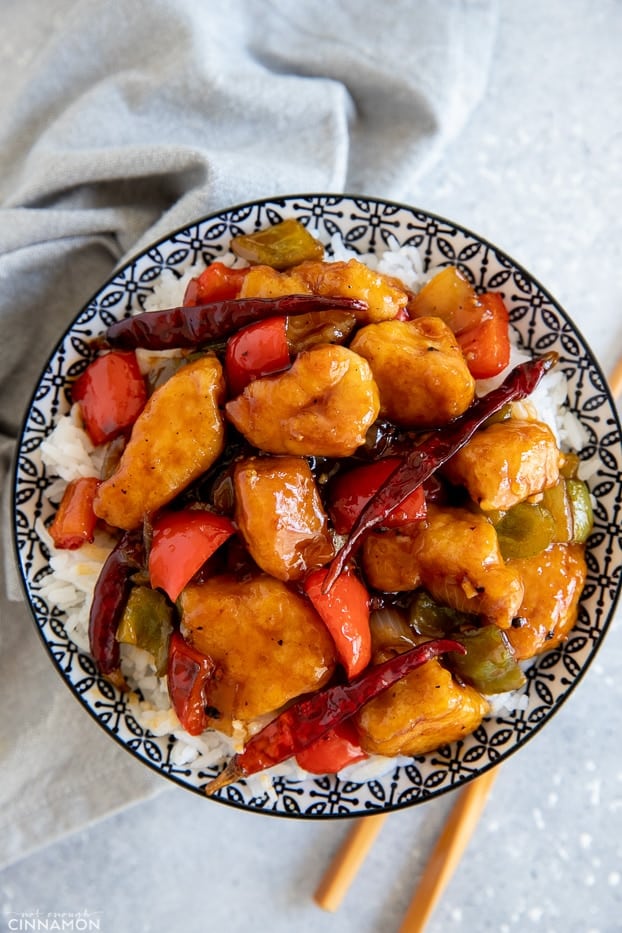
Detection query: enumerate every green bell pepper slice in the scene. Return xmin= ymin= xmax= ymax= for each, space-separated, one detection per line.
xmin=408 ymin=591 xmax=525 ymax=694
xmin=116 ymin=585 xmax=174 ymax=676
xmin=494 ymin=502 xmax=556 ymax=560
xmin=447 ymin=624 xmax=526 ymax=694
xmin=566 ymin=478 xmax=594 ymax=543
xmin=230 ymin=218 xmax=324 ymax=270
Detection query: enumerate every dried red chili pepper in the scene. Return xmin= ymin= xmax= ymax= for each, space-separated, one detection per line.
xmin=103 ymin=295 xmax=368 ymax=351
xmin=203 ymin=637 xmax=464 ymax=795
xmin=323 ymin=351 xmax=559 ymax=591
xmin=167 ymin=631 xmax=216 ymax=736
xmin=88 ymin=531 xmax=144 ymax=687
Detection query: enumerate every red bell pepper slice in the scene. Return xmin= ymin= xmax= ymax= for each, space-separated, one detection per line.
xmin=149 ymin=509 xmax=236 ymax=602
xmin=183 ymin=262 xmax=248 ymax=305
xmin=49 ymin=476 xmax=100 ymax=549
xmin=328 ymin=457 xmax=427 ymax=534
xmin=225 ymin=315 xmax=290 ymax=395
xmin=167 ymin=631 xmax=215 ymax=736
xmin=457 ymin=292 xmax=511 ymax=379
xmin=296 ymin=718 xmax=368 ymax=774
xmin=303 ymin=567 xmax=371 ymax=680
xmin=72 ymin=351 xmax=147 ymax=446
xmin=409 ymin=267 xmax=510 ymax=379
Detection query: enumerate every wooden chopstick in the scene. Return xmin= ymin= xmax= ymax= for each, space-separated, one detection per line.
xmin=398 ymin=768 xmax=498 ymax=932
xmin=609 ymin=356 xmax=622 ymax=401
xmin=314 ymin=356 xmax=622 ymax=926
xmin=314 ymin=811 xmax=389 ymax=911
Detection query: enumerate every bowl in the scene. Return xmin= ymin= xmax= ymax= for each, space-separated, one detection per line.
xmin=13 ymin=194 xmax=622 ymax=817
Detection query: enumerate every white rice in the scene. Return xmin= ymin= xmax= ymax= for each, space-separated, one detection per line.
xmin=38 ymin=237 xmax=587 ymax=781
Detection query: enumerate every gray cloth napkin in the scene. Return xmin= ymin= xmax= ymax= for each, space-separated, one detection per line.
xmin=0 ymin=0 xmax=497 ymax=868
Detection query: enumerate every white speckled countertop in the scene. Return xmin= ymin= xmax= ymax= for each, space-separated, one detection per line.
xmin=2 ymin=2 xmax=621 ymax=932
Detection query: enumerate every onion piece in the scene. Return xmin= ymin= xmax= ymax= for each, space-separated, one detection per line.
xmin=369 ymin=607 xmax=417 ymax=657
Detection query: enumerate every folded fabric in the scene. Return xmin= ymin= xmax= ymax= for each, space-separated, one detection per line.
xmin=0 ymin=0 xmax=497 ymax=868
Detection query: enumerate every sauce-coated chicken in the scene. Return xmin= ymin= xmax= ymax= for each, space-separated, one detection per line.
xmin=180 ymin=573 xmax=337 ymax=734
xmin=240 ymin=258 xmax=409 ymax=323
xmin=443 ymin=418 xmax=561 ymax=511
xmin=94 ymin=356 xmax=225 ymax=530
xmin=350 ymin=317 xmax=475 ymax=427
xmin=234 ymin=456 xmax=334 ymax=581
xmin=362 ymin=505 xmax=524 ymax=628
xmin=239 ymin=264 xmax=312 ymax=299
xmin=355 ymin=656 xmax=490 ymax=757
xmin=226 ymin=343 xmax=380 ymax=457
xmin=506 ymin=543 xmax=587 ymax=659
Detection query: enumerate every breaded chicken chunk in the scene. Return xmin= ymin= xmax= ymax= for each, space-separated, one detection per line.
xmin=240 ymin=258 xmax=408 ymax=323
xmin=234 ymin=456 xmax=334 ymax=581
xmin=350 ymin=317 xmax=475 ymax=427
xmin=362 ymin=505 xmax=524 ymax=629
xmin=443 ymin=418 xmax=561 ymax=511
xmin=506 ymin=543 xmax=587 ymax=659
xmin=180 ymin=573 xmax=337 ymax=733
xmin=226 ymin=344 xmax=380 ymax=457
xmin=94 ymin=356 xmax=225 ymax=530
xmin=355 ymin=656 xmax=489 ymax=757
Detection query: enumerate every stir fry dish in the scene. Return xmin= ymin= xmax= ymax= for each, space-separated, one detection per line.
xmin=47 ymin=219 xmax=592 ymax=794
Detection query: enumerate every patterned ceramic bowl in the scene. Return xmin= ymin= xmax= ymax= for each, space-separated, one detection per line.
xmin=13 ymin=194 xmax=622 ymax=817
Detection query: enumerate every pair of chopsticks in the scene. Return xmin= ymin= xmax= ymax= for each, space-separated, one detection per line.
xmin=315 ymin=360 xmax=622 ymax=931
xmin=314 ymin=767 xmax=498 ymax=932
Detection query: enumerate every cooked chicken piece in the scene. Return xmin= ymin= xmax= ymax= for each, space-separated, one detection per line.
xmin=240 ymin=258 xmax=408 ymax=323
xmin=180 ymin=573 xmax=337 ymax=734
xmin=355 ymin=656 xmax=489 ymax=757
xmin=362 ymin=504 xmax=524 ymax=628
xmin=443 ymin=418 xmax=562 ymax=511
xmin=240 ymin=264 xmax=312 ymax=299
xmin=234 ymin=456 xmax=334 ymax=581
xmin=506 ymin=543 xmax=587 ymax=659
xmin=298 ymin=259 xmax=409 ymax=322
xmin=94 ymin=356 xmax=225 ymax=530
xmin=350 ymin=317 xmax=475 ymax=427
xmin=361 ymin=531 xmax=423 ymax=593
xmin=226 ymin=344 xmax=380 ymax=457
